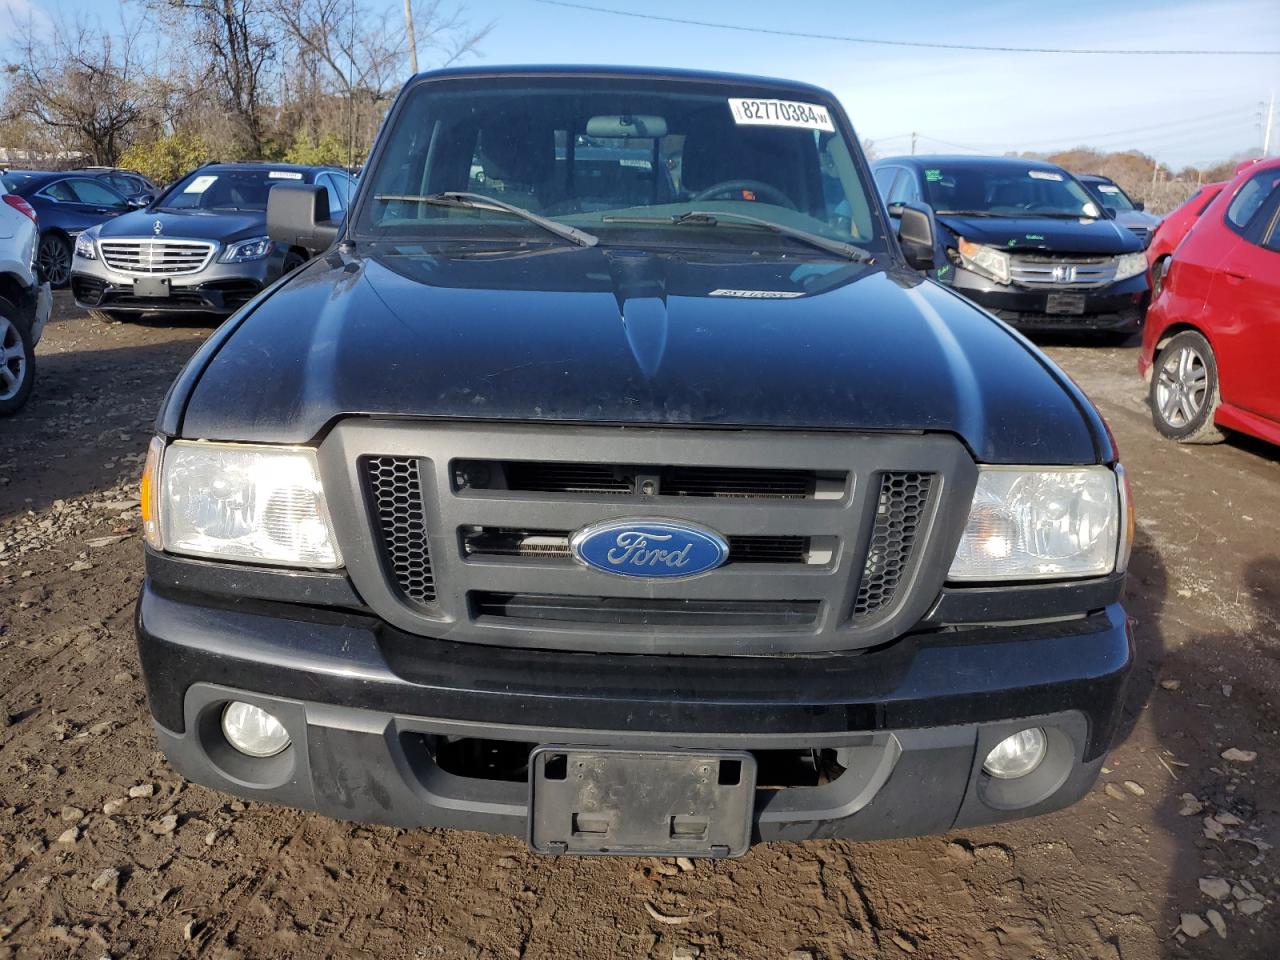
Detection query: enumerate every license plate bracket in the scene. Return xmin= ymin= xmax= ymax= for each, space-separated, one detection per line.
xmin=133 ymin=277 xmax=170 ymax=299
xmin=528 ymin=747 xmax=756 ymax=858
xmin=1045 ymin=292 xmax=1086 ymax=315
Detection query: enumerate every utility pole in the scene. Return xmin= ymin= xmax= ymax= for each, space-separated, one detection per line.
xmin=1265 ymin=91 xmax=1275 ymax=156
xmin=910 ymin=131 xmax=917 ymax=155
xmin=404 ymin=0 xmax=419 ymax=75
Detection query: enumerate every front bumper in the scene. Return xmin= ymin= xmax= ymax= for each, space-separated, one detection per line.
xmin=70 ymin=253 xmax=279 ymax=316
xmin=136 ymin=580 xmax=1133 ymax=848
xmin=948 ymin=267 xmax=1147 ymax=333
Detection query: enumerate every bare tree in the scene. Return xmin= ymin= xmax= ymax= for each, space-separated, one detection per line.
xmin=2 ymin=13 xmax=163 ymax=165
xmin=140 ymin=0 xmax=280 ymax=157
xmin=269 ymin=0 xmax=492 ymax=147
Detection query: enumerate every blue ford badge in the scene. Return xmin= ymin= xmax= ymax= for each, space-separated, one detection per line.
xmin=571 ymin=518 xmax=729 ymax=579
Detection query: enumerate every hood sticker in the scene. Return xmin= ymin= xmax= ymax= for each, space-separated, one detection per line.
xmin=183 ymin=175 xmax=217 ymax=194
xmin=1028 ymin=170 xmax=1064 ymax=181
xmin=709 ymin=288 xmax=804 ymax=299
xmin=728 ymin=98 xmax=834 ymax=132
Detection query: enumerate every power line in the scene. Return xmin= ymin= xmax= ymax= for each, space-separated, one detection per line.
xmin=531 ymin=0 xmax=1280 ymax=55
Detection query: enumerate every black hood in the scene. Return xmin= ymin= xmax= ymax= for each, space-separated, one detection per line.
xmin=95 ymin=208 xmax=266 ymax=244
xmin=169 ymin=243 xmax=1109 ymax=464
xmin=935 ymin=214 xmax=1143 ymax=255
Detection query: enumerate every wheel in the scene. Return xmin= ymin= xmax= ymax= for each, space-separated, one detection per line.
xmin=37 ymin=233 xmax=72 ymax=288
xmin=1150 ymin=255 xmax=1170 ymax=298
xmin=282 ymin=250 xmax=307 ymax=274
xmin=1149 ymin=330 xmax=1223 ymax=443
xmin=0 ymin=299 xmax=36 ymax=415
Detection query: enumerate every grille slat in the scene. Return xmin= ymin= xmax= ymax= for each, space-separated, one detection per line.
xmin=472 ymin=592 xmax=820 ymax=628
xmin=456 ymin=460 xmax=842 ymax=500
xmin=461 ymin=527 xmax=816 ymax=565
xmin=853 ymin=472 xmax=932 ymax=617
xmin=364 ymin=456 xmax=436 ymax=606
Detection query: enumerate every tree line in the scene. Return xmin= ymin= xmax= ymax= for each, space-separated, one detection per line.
xmin=0 ymin=0 xmax=491 ymax=182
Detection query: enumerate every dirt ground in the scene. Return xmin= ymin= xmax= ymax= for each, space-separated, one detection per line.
xmin=1 ymin=292 xmax=1277 ymax=960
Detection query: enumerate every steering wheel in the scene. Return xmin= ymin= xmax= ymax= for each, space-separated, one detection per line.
xmin=690 ymin=179 xmax=797 ymax=210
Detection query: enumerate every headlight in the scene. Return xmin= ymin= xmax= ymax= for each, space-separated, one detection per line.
xmin=949 ymin=466 xmax=1120 ymax=581
xmin=956 ymin=238 xmax=1011 ymax=285
xmin=74 ymin=232 xmax=98 ymax=260
xmin=1114 ymin=252 xmax=1147 ymax=281
xmin=219 ymin=236 xmax=274 ymax=263
xmin=151 ymin=440 xmax=341 ymax=568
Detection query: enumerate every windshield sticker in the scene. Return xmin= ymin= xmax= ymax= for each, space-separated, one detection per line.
xmin=1028 ymin=170 xmax=1064 ymax=181
xmin=183 ymin=175 xmax=217 ymax=194
xmin=728 ymin=98 xmax=834 ymax=132
xmin=269 ymin=171 xmax=304 ymax=180
xmin=924 ymin=169 xmax=943 ymax=182
xmin=709 ymin=288 xmax=805 ymax=299
xmin=1097 ymin=184 xmax=1121 ymax=194
xmin=1025 ymin=233 xmax=1045 ymax=240
xmin=618 ymin=158 xmax=652 ymax=169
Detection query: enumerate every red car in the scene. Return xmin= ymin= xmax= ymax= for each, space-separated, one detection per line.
xmin=1140 ymin=157 xmax=1280 ymax=447
xmin=1145 ymin=181 xmax=1225 ymax=297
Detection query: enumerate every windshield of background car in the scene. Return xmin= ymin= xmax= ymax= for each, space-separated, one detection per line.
xmin=155 ymin=169 xmax=307 ymax=213
xmin=922 ymin=163 xmax=1103 ymax=219
xmin=1091 ymin=182 xmax=1136 ymax=211
xmin=352 ymin=76 xmax=883 ymax=253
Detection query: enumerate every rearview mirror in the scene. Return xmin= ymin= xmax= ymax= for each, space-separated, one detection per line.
xmin=268 ymin=183 xmax=338 ymax=254
xmin=585 ymin=114 xmax=668 ymax=139
xmin=1133 ymin=200 xmax=1145 ymax=212
xmin=896 ymin=202 xmax=937 ymax=272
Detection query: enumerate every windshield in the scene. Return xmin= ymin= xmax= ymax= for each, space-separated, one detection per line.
xmin=923 ymin=163 xmax=1103 ymax=219
xmin=155 ymin=168 xmax=308 ymax=213
xmin=353 ymin=76 xmax=883 ymax=255
xmin=1089 ymin=181 xmax=1136 ymax=211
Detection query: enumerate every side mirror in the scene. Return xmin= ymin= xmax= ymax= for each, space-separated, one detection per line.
xmin=268 ymin=183 xmax=338 ymax=254
xmin=128 ymin=196 xmax=150 ymax=208
xmin=1133 ymin=200 xmax=1145 ymax=212
xmin=1102 ymin=205 xmax=1118 ymax=218
xmin=896 ymin=202 xmax=937 ymax=272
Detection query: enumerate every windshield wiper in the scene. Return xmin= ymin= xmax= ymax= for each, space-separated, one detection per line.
xmin=604 ymin=210 xmax=873 ymax=262
xmin=373 ymin=191 xmax=598 ymax=247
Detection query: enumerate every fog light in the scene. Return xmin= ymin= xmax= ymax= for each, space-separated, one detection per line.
xmin=983 ymin=728 xmax=1047 ymax=780
xmin=220 ymin=702 xmax=290 ymax=758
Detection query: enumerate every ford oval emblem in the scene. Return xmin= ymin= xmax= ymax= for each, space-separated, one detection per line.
xmin=570 ymin=518 xmax=729 ymax=580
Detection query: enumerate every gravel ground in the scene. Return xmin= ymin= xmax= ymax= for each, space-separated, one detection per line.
xmin=0 ymin=292 xmax=1277 ymax=959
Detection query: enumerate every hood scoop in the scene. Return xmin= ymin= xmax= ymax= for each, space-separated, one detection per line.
xmin=608 ymin=251 xmax=670 ymax=379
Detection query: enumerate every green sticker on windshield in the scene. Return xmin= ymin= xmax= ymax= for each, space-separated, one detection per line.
xmin=924 ymin=169 xmax=942 ymax=182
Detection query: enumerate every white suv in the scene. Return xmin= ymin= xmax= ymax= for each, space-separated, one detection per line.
xmin=0 ymin=180 xmax=52 ymax=414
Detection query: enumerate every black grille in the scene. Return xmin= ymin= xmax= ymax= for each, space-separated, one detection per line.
xmin=455 ymin=460 xmax=842 ymax=500
xmin=364 ymin=456 xmax=436 ymax=605
xmin=461 ymin=527 xmax=815 ymax=565
xmin=853 ymin=472 xmax=933 ymax=617
xmin=471 ymin=593 xmax=820 ymax=629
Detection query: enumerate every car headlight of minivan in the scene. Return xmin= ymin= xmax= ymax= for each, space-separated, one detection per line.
xmin=74 ymin=231 xmax=98 ymax=260
xmin=956 ymin=238 xmax=1012 ymax=285
xmin=219 ymin=236 xmax=274 ymax=263
xmin=143 ymin=439 xmax=341 ymax=568
xmin=1113 ymin=252 xmax=1147 ymax=281
xmin=948 ymin=466 xmax=1122 ymax=581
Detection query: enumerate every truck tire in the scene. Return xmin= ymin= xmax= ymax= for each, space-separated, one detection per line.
xmin=0 ymin=297 xmax=35 ymax=415
xmin=1149 ymin=330 xmax=1224 ymax=443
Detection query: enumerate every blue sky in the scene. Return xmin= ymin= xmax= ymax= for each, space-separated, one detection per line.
xmin=12 ymin=0 xmax=1280 ymax=168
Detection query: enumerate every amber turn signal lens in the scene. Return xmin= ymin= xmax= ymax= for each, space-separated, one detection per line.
xmin=141 ymin=436 xmax=165 ymax=549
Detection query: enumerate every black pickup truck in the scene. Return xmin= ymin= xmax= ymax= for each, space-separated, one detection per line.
xmin=136 ymin=66 xmax=1135 ymax=857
